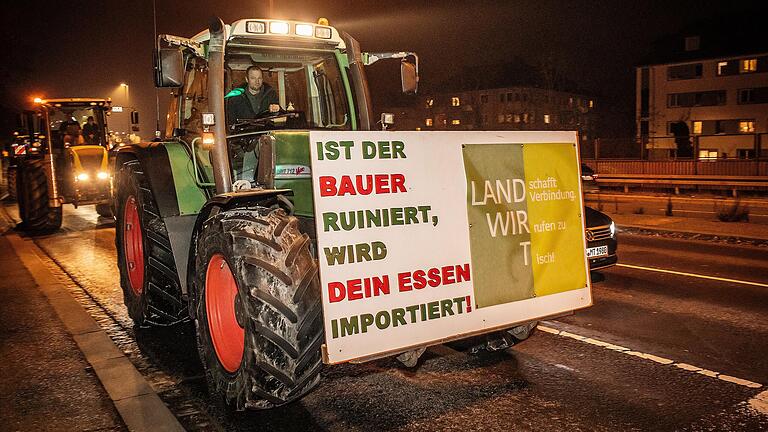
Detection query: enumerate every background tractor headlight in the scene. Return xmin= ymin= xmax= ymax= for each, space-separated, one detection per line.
xmin=97 ymin=171 xmax=109 ymax=180
xmin=76 ymin=173 xmax=89 ymax=181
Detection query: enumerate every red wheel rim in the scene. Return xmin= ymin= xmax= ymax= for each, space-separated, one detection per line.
xmin=123 ymin=196 xmax=145 ymax=296
xmin=206 ymin=254 xmax=245 ymax=373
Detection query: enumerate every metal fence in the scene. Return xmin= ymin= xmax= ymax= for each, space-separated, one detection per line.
xmin=581 ymin=159 xmax=768 ymax=177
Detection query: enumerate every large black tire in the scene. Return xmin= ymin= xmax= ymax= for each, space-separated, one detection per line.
xmin=7 ymin=165 xmax=17 ymax=200
xmin=95 ymin=203 xmax=113 ymax=218
xmin=194 ymin=207 xmax=323 ymax=410
xmin=17 ymin=159 xmax=62 ymax=232
xmin=115 ymin=159 xmax=187 ymax=326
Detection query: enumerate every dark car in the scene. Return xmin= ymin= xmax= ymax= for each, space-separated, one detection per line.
xmin=584 ymin=206 xmax=617 ymax=270
xmin=581 ymin=163 xmax=599 ymax=193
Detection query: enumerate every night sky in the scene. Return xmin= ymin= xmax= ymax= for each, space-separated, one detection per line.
xmin=0 ymin=0 xmax=764 ymax=139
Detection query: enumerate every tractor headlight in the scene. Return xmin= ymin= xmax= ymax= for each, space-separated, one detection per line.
xmin=269 ymin=21 xmax=289 ymax=34
xmin=295 ymin=24 xmax=313 ymax=37
xmin=609 ymin=221 xmax=616 ymax=237
xmin=76 ymin=173 xmax=89 ymax=181
xmin=97 ymin=171 xmax=109 ymax=180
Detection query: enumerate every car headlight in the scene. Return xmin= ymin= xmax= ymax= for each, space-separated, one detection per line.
xmin=97 ymin=171 xmax=109 ymax=180
xmin=609 ymin=221 xmax=616 ymax=237
xmin=76 ymin=173 xmax=89 ymax=181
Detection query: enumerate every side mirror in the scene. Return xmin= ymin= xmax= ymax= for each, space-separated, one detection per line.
xmin=154 ymin=48 xmax=183 ymax=87
xmin=401 ymin=58 xmax=418 ymax=94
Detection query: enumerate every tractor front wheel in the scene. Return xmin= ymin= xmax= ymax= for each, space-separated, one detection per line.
xmin=194 ymin=207 xmax=323 ymax=410
xmin=115 ymin=158 xmax=187 ymax=326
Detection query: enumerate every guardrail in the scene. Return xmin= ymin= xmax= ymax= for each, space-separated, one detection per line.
xmin=582 ymin=159 xmax=768 ymax=177
xmin=594 ymin=173 xmax=768 ymax=196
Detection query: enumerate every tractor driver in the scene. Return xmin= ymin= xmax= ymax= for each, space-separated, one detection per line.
xmin=82 ymin=116 xmax=99 ymax=144
xmin=225 ymin=66 xmax=280 ymax=127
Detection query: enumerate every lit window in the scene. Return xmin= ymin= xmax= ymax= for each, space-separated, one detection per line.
xmin=451 ymin=119 xmax=461 ymax=125
xmin=497 ymin=114 xmax=504 ymax=124
xmin=717 ymin=61 xmax=728 ymax=75
xmin=739 ymin=120 xmax=755 ymax=133
xmin=589 ymin=100 xmax=594 ymax=108
xmin=692 ymin=121 xmax=702 ymax=134
xmin=523 ymin=113 xmax=529 ymax=123
xmin=415 ymin=127 xmax=421 ymax=131
xmin=451 ymin=97 xmax=460 ymax=106
xmin=740 ymin=59 xmax=757 ymax=73
xmin=513 ymin=114 xmax=520 ymax=123
xmin=426 ymin=98 xmax=434 ymax=107
xmin=544 ymin=114 xmax=551 ymax=124
xmin=698 ymin=149 xmax=718 ymax=160
xmin=505 ymin=114 xmax=513 ymax=123
xmin=425 ymin=118 xmax=433 ymax=126
xmin=568 ymin=97 xmax=573 ymax=106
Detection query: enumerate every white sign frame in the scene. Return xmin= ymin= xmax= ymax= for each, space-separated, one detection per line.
xmin=310 ymin=131 xmax=591 ymax=364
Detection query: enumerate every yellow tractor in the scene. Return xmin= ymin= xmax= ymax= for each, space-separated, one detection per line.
xmin=16 ymin=98 xmax=113 ymax=231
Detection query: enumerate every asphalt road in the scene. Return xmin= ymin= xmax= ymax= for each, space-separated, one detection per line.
xmin=4 ymin=202 xmax=768 ymax=431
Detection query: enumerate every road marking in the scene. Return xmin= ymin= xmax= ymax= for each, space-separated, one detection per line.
xmin=538 ymin=322 xmax=763 ymax=390
xmin=617 ymin=263 xmax=768 ymax=288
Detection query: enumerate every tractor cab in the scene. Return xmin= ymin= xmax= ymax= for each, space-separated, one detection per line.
xmin=157 ymin=18 xmax=418 ymax=194
xmin=39 ymin=99 xmax=112 ymax=207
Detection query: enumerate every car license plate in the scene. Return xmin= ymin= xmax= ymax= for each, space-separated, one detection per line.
xmin=586 ymin=245 xmax=608 ymax=258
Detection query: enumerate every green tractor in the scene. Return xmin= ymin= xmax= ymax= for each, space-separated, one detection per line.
xmin=114 ymin=17 xmax=423 ymax=410
xmin=16 ymin=98 xmax=113 ymax=231
xmin=119 ymin=16 xmax=548 ymax=411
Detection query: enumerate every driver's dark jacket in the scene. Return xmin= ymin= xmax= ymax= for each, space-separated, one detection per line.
xmin=225 ymin=83 xmax=278 ymax=126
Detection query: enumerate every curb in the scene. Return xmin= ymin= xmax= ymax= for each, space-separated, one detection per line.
xmin=617 ymin=223 xmax=768 ymax=245
xmin=6 ymin=232 xmax=185 ymax=432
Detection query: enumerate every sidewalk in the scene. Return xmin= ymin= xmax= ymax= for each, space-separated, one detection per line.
xmin=0 ymin=235 xmax=126 ymax=431
xmin=0 ymin=229 xmax=186 ymax=432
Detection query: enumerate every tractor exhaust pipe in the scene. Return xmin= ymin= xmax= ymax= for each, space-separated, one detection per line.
xmin=207 ymin=17 xmax=232 ymax=194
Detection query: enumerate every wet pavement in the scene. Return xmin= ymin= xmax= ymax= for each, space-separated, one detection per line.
xmin=2 ymin=202 xmax=768 ymax=431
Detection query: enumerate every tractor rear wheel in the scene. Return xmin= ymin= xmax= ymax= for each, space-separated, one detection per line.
xmin=194 ymin=207 xmax=323 ymax=410
xmin=115 ymin=158 xmax=187 ymax=326
xmin=7 ymin=165 xmax=17 ymax=200
xmin=17 ymin=159 xmax=62 ymax=232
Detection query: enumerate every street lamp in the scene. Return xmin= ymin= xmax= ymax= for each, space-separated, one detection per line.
xmin=120 ymin=83 xmax=130 ymax=105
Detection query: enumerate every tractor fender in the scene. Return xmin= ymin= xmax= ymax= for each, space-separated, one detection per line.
xmin=114 ymin=143 xmax=186 ymax=218
xmin=185 ymin=189 xmax=294 ymax=318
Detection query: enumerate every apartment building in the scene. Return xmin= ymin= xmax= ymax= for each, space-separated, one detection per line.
xmin=388 ymin=86 xmax=598 ymax=141
xmin=636 ymin=38 xmax=768 ymax=159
